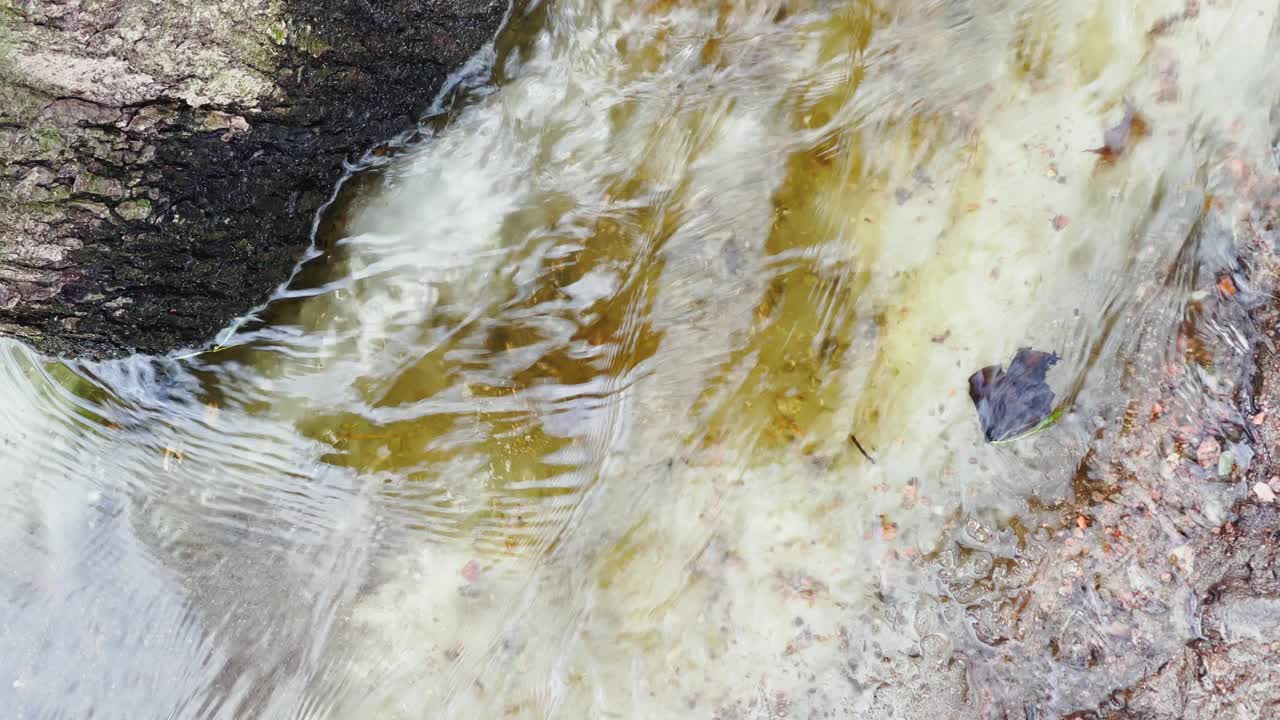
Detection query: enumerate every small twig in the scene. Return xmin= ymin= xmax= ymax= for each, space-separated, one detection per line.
xmin=849 ymin=432 xmax=876 ymax=464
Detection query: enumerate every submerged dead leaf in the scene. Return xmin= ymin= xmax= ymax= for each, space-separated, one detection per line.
xmin=968 ymin=348 xmax=1061 ymax=443
xmin=774 ymin=571 xmax=827 ymax=607
xmin=1148 ymin=0 xmax=1200 ymax=37
xmin=162 ymin=446 xmax=184 ymax=472
xmin=1217 ymin=274 xmax=1237 ymax=296
xmin=1088 ymin=101 xmax=1148 ymax=164
xmin=879 ymin=514 xmax=898 ymax=541
xmin=202 ymin=403 xmax=221 ymax=422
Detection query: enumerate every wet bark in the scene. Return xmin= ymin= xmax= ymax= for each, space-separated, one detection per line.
xmin=0 ymin=0 xmax=506 ymax=358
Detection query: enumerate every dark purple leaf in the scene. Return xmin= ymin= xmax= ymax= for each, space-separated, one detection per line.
xmin=968 ymin=348 xmax=1060 ymax=442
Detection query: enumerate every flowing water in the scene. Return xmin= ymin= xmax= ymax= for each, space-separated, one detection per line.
xmin=4 ymin=0 xmax=1280 ymax=718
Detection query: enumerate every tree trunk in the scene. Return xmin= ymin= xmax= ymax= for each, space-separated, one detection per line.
xmin=0 ymin=0 xmax=506 ymax=358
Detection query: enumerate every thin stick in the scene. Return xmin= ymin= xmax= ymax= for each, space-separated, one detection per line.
xmin=849 ymin=432 xmax=876 ymax=464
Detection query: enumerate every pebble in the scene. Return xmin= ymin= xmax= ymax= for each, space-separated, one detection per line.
xmin=1196 ymin=437 xmax=1221 ymax=469
xmin=1254 ymin=482 xmax=1277 ymax=503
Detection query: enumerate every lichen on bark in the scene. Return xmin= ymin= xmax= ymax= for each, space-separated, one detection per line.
xmin=0 ymin=0 xmax=507 ymax=358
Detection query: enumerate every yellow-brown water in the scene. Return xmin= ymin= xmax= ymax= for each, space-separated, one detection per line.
xmin=3 ymin=0 xmax=1279 ymax=718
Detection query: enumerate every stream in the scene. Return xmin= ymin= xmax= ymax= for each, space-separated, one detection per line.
xmin=3 ymin=0 xmax=1280 ymax=718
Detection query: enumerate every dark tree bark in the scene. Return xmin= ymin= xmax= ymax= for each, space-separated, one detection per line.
xmin=0 ymin=0 xmax=506 ymax=358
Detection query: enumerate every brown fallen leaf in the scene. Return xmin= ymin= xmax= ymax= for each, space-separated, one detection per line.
xmin=162 ymin=446 xmax=184 ymax=472
xmin=880 ymin=514 xmax=898 ymax=541
xmin=1089 ymin=101 xmax=1149 ymax=163
xmin=1217 ymin=274 xmax=1237 ymax=296
xmin=1148 ymin=0 xmax=1200 ymax=37
xmin=202 ymin=403 xmax=221 ymax=422
xmin=774 ymin=571 xmax=827 ymax=606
